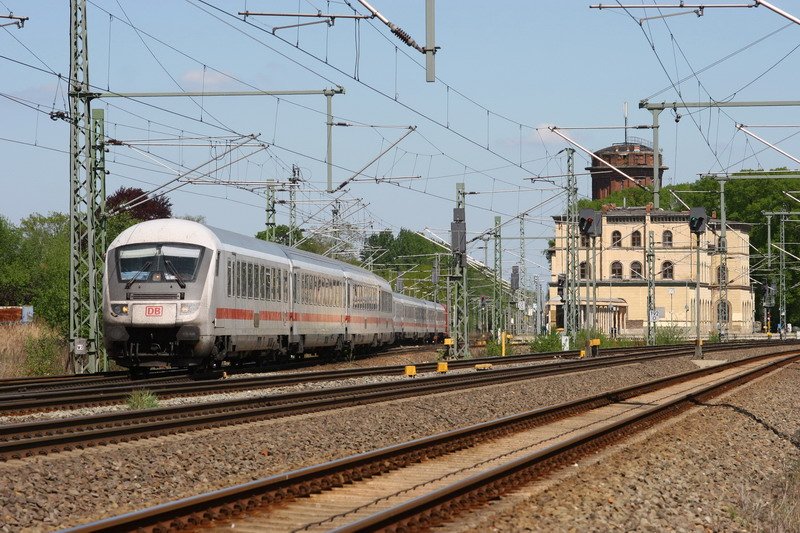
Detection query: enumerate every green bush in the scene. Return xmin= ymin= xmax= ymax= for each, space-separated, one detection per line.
xmin=484 ymin=338 xmax=501 ymax=357
xmin=23 ymin=331 xmax=64 ymax=376
xmin=707 ymin=331 xmax=721 ymax=344
xmin=655 ymin=325 xmax=687 ymax=345
xmin=529 ymin=332 xmax=563 ymax=353
xmin=572 ymin=328 xmax=608 ymax=351
xmin=126 ymin=389 xmax=160 ymax=410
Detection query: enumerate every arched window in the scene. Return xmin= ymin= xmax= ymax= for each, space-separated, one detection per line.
xmin=580 ymin=234 xmax=590 ymax=248
xmin=611 ymin=230 xmax=622 ymax=248
xmin=579 ymin=261 xmax=590 ymax=279
xmin=717 ymin=265 xmax=728 ymax=284
xmin=662 ymin=261 xmax=674 ymax=280
xmin=662 ymin=230 xmax=673 ymax=248
xmin=611 ymin=261 xmax=623 ymax=279
xmin=631 ymin=230 xmax=642 ymax=247
xmin=717 ymin=300 xmax=730 ymax=323
xmin=630 ymin=261 xmax=643 ymax=279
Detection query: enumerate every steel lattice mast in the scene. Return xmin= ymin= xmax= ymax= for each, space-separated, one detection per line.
xmin=646 ymin=230 xmax=656 ymax=345
xmin=69 ymin=0 xmax=103 ymax=373
xmin=564 ymin=148 xmax=580 ymax=336
xmin=493 ymin=216 xmax=503 ymax=335
xmin=450 ymin=183 xmax=469 ymax=358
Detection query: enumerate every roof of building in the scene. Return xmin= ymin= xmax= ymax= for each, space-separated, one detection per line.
xmin=552 ymin=206 xmax=752 ymax=231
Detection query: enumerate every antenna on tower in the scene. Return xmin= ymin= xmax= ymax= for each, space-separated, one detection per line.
xmin=624 ymin=101 xmax=628 ymax=145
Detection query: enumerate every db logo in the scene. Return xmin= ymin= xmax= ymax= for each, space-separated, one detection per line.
xmin=145 ymin=306 xmax=163 ymax=317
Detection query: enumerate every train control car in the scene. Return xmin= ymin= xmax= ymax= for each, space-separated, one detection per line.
xmin=103 ymin=219 xmax=442 ymax=370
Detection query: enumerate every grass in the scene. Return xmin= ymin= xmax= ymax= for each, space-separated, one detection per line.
xmin=0 ymin=322 xmax=68 ymax=378
xmin=126 ymin=389 xmax=160 ymax=410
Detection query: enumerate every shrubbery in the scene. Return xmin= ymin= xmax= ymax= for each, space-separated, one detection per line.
xmin=23 ymin=330 xmax=64 ymax=376
xmin=655 ymin=325 xmax=687 ymax=345
xmin=529 ymin=332 xmax=563 ymax=353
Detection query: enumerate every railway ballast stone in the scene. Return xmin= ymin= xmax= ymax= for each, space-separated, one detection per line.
xmin=0 ymin=345 xmax=794 ymax=531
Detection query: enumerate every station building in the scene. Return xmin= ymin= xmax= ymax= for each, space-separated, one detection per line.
xmin=546 ymin=139 xmax=756 ymax=338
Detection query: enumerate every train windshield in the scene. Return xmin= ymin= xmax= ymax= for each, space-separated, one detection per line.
xmin=118 ymin=244 xmax=204 ymax=283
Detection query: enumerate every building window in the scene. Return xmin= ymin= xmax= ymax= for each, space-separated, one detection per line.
xmin=662 ymin=261 xmax=674 ymax=280
xmin=611 ymin=261 xmax=623 ymax=279
xmin=717 ymin=265 xmax=727 ymax=284
xmin=631 ymin=261 xmax=643 ymax=279
xmin=631 ymin=230 xmax=642 ymax=247
xmin=579 ymin=261 xmax=590 ymax=279
xmin=580 ymin=234 xmax=590 ymax=248
xmin=662 ymin=230 xmax=673 ymax=248
xmin=611 ymin=231 xmax=622 ymax=248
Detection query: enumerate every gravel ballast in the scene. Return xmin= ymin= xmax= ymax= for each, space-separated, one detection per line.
xmin=451 ymin=360 xmax=800 ymax=532
xmin=0 ymin=345 xmax=794 ymax=531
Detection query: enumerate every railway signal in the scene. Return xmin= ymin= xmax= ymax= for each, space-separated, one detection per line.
xmin=578 ymin=208 xmax=601 ymax=237
xmin=688 ymin=207 xmax=707 ymax=234
xmin=556 ymin=274 xmax=566 ymax=298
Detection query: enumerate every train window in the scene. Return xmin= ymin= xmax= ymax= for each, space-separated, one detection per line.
xmin=255 ymin=265 xmax=262 ymax=300
xmin=237 ymin=262 xmax=244 ymax=298
xmin=241 ymin=263 xmax=246 ymax=299
xmin=283 ymin=270 xmax=288 ymax=302
xmin=118 ymin=243 xmax=203 ymax=283
xmin=262 ymin=266 xmax=268 ymax=300
xmin=227 ymin=258 xmax=233 ymax=297
xmin=242 ymin=262 xmax=248 ymax=298
xmin=245 ymin=263 xmax=252 ymax=299
xmin=264 ymin=267 xmax=272 ymax=300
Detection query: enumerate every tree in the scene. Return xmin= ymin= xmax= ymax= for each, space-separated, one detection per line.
xmin=256 ymin=225 xmax=303 ymax=247
xmin=362 ymin=230 xmax=395 ymax=264
xmin=0 ymin=213 xmax=78 ymax=335
xmin=106 ymin=187 xmax=172 ymax=221
xmin=0 ymin=215 xmax=25 ymax=305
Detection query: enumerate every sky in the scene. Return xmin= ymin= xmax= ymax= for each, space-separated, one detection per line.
xmin=2 ymin=1 xmax=800 ymax=286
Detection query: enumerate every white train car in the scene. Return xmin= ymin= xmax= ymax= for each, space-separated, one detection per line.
xmin=103 ymin=219 xmax=396 ymax=369
xmin=393 ymin=293 xmax=447 ymax=344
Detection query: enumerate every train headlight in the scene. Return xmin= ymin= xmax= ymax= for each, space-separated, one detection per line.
xmin=179 ymin=302 xmax=200 ymax=315
xmin=110 ymin=304 xmax=129 ymax=317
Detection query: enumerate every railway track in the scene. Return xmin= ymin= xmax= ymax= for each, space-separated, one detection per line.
xmin=64 ymin=347 xmax=800 ymax=533
xmin=0 ymin=341 xmax=782 ymax=461
xmin=0 ymin=340 xmax=777 ymax=415
xmin=0 ymin=344 xmax=439 ymax=397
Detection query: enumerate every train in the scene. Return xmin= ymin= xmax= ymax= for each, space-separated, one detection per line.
xmin=103 ymin=219 xmax=447 ymax=370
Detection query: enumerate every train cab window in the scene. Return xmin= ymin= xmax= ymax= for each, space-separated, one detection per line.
xmin=118 ymin=243 xmax=203 ymax=283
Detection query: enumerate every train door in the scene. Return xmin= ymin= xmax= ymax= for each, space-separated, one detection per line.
xmin=289 ymin=268 xmax=301 ymax=352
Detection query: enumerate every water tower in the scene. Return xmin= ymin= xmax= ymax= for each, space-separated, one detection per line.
xmin=586 ymin=137 xmax=667 ymax=200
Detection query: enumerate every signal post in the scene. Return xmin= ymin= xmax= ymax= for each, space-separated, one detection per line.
xmin=689 ymin=207 xmax=707 ymax=358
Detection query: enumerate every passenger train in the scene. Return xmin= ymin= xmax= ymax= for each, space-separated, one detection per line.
xmin=103 ymin=219 xmax=447 ymax=370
